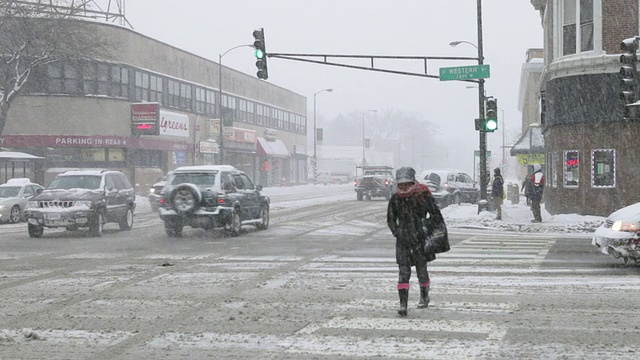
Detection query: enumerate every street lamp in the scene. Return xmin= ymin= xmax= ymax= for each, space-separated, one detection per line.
xmin=449 ymin=40 xmax=479 ymax=50
xmin=218 ymin=44 xmax=252 ymax=164
xmin=312 ymin=88 xmax=334 ymax=178
xmin=449 ymin=0 xmax=486 ymax=214
xmin=362 ymin=109 xmax=377 ymax=166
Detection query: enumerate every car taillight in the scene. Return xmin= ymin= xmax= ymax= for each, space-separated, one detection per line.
xmin=218 ymin=198 xmax=225 ymax=205
xmin=159 ymin=198 xmax=165 ymax=204
xmin=354 ymin=180 xmax=358 ymax=186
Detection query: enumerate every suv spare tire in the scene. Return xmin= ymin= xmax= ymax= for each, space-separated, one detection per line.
xmin=170 ymin=184 xmax=201 ymax=214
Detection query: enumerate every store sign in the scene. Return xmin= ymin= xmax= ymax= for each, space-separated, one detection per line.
xmin=159 ymin=110 xmax=189 ymax=137
xmin=226 ymin=127 xmax=257 ymax=143
xmin=131 ymin=103 xmax=160 ymax=136
xmin=517 ymin=154 xmax=545 ymax=165
xmin=209 ymin=118 xmax=221 ymax=137
xmin=264 ymin=128 xmax=276 ymax=141
xmin=199 ymin=140 xmax=219 ymax=154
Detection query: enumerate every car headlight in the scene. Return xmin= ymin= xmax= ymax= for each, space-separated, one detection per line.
xmin=0 ymin=204 xmax=5 ymax=209
xmin=612 ymin=220 xmax=640 ymax=232
xmin=149 ymin=188 xmax=156 ymax=194
xmin=75 ymin=200 xmax=93 ymax=208
xmin=26 ymin=201 xmax=38 ymax=209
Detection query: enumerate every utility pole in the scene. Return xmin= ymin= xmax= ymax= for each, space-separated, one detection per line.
xmin=476 ymin=0 xmax=488 ymax=213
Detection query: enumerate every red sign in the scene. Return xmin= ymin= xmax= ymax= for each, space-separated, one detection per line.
xmin=131 ymin=103 xmax=160 ymax=136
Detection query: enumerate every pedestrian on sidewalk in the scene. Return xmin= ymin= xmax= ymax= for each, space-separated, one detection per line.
xmin=491 ymin=167 xmax=504 ymax=220
xmin=529 ymin=163 xmax=545 ymax=222
xmin=521 ymin=174 xmax=533 ymax=206
xmin=387 ymin=167 xmax=445 ymax=317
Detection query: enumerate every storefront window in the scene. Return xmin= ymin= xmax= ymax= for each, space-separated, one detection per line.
xmin=563 ymin=150 xmax=579 ymax=188
xmin=591 ymin=149 xmax=615 ymax=188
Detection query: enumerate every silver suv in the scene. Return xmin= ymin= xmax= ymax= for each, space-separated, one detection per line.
xmin=158 ymin=165 xmax=270 ymax=237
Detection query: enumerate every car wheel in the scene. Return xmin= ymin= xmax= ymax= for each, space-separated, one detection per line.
xmin=225 ymin=209 xmax=241 ymax=237
xmin=28 ymin=223 xmax=44 ymax=238
xmin=366 ymin=194 xmax=372 ymax=201
xmin=164 ymin=219 xmax=183 ymax=237
xmin=256 ymin=205 xmax=269 ymax=230
xmin=453 ymin=194 xmax=461 ymax=205
xmin=357 ymin=192 xmax=363 ymax=201
xmin=9 ymin=205 xmax=20 ymax=223
xmin=89 ymin=212 xmax=105 ymax=237
xmin=119 ymin=207 xmax=134 ymax=231
xmin=170 ymin=185 xmax=200 ymax=214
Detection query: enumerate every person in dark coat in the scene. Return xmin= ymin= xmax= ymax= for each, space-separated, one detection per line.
xmin=491 ymin=167 xmax=504 ymax=220
xmin=387 ymin=167 xmax=445 ymax=317
xmin=529 ymin=163 xmax=545 ymax=222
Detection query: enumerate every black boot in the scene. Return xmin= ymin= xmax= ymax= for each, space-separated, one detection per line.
xmin=417 ymin=285 xmax=430 ymax=309
xmin=397 ymin=289 xmax=408 ymax=317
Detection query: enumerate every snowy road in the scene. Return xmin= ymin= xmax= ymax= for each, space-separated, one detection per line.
xmin=0 ymin=185 xmax=637 ymax=359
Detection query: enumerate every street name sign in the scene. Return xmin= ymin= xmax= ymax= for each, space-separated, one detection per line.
xmin=439 ymin=65 xmax=490 ymax=81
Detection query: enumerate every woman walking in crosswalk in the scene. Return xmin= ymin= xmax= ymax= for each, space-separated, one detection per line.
xmin=387 ymin=167 xmax=446 ymax=317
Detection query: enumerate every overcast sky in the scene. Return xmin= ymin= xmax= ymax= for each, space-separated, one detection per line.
xmin=124 ymin=0 xmax=542 ymax=175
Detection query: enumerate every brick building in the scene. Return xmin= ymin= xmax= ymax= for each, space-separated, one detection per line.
xmin=530 ymin=0 xmax=640 ymax=216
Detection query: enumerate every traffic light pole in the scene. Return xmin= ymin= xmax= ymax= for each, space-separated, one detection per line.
xmin=476 ymin=0 xmax=489 ymax=213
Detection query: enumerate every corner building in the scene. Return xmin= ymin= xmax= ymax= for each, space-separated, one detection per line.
xmin=531 ymin=0 xmax=640 ymax=216
xmin=0 ymin=19 xmax=308 ymax=190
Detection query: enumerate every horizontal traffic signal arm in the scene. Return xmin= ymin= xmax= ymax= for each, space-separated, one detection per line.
xmin=266 ymin=53 xmax=481 ymax=82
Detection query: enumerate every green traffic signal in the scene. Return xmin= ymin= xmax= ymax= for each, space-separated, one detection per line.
xmin=252 ymin=28 xmax=268 ymax=80
xmin=485 ymin=118 xmax=498 ymax=131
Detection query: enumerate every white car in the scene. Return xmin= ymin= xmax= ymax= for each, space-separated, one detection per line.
xmin=592 ymin=202 xmax=640 ymax=263
xmin=0 ymin=178 xmax=44 ymax=223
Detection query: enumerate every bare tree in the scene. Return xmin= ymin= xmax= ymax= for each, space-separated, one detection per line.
xmin=0 ymin=0 xmax=112 ymax=135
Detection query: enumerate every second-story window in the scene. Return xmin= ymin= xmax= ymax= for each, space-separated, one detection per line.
xmin=562 ymin=0 xmax=593 ymax=56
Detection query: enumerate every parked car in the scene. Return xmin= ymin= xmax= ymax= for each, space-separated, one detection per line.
xmin=158 ymin=165 xmax=270 ymax=237
xmin=418 ymin=169 xmax=479 ymax=208
xmin=24 ymin=169 xmax=136 ymax=238
xmin=0 ymin=178 xmax=44 ymax=224
xmin=592 ymin=202 xmax=640 ymax=263
xmin=149 ymin=172 xmax=172 ymax=212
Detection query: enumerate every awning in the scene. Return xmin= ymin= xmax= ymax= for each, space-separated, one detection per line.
xmin=510 ymin=123 xmax=545 ymax=156
xmin=0 ymin=151 xmax=44 ymax=160
xmin=257 ymin=137 xmax=290 ymax=158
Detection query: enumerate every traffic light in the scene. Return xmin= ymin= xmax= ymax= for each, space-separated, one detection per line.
xmin=253 ymin=28 xmax=268 ymax=80
xmin=620 ymin=36 xmax=639 ymax=119
xmin=484 ymin=98 xmax=498 ymax=132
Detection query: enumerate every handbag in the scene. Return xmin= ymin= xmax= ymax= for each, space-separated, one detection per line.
xmin=423 ymin=218 xmax=450 ymax=254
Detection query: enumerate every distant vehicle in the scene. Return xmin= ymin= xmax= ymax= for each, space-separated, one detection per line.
xmin=158 ymin=165 xmax=270 ymax=237
xmin=24 ymin=169 xmax=136 ymax=238
xmin=0 ymin=178 xmax=44 ymax=224
xmin=592 ymin=202 xmax=640 ymax=264
xmin=316 ymin=171 xmax=350 ymax=185
xmin=354 ymin=166 xmax=395 ymax=201
xmin=418 ymin=169 xmax=479 ymax=208
xmin=149 ymin=172 xmax=172 ymax=212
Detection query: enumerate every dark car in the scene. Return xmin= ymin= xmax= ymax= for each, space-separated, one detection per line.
xmin=158 ymin=165 xmax=270 ymax=237
xmin=418 ymin=169 xmax=479 ymax=208
xmin=148 ymin=172 xmax=172 ymax=212
xmin=25 ymin=169 xmax=136 ymax=238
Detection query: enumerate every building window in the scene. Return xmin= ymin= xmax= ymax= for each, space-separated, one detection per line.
xmin=551 ymin=151 xmax=558 ymax=188
xmin=591 ymin=149 xmax=615 ymax=188
xmin=110 ymin=65 xmax=129 ymax=98
xmin=563 ymin=150 xmax=579 ymax=188
xmin=562 ymin=0 xmax=593 ymax=56
xmin=195 ymin=87 xmax=206 ymax=114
